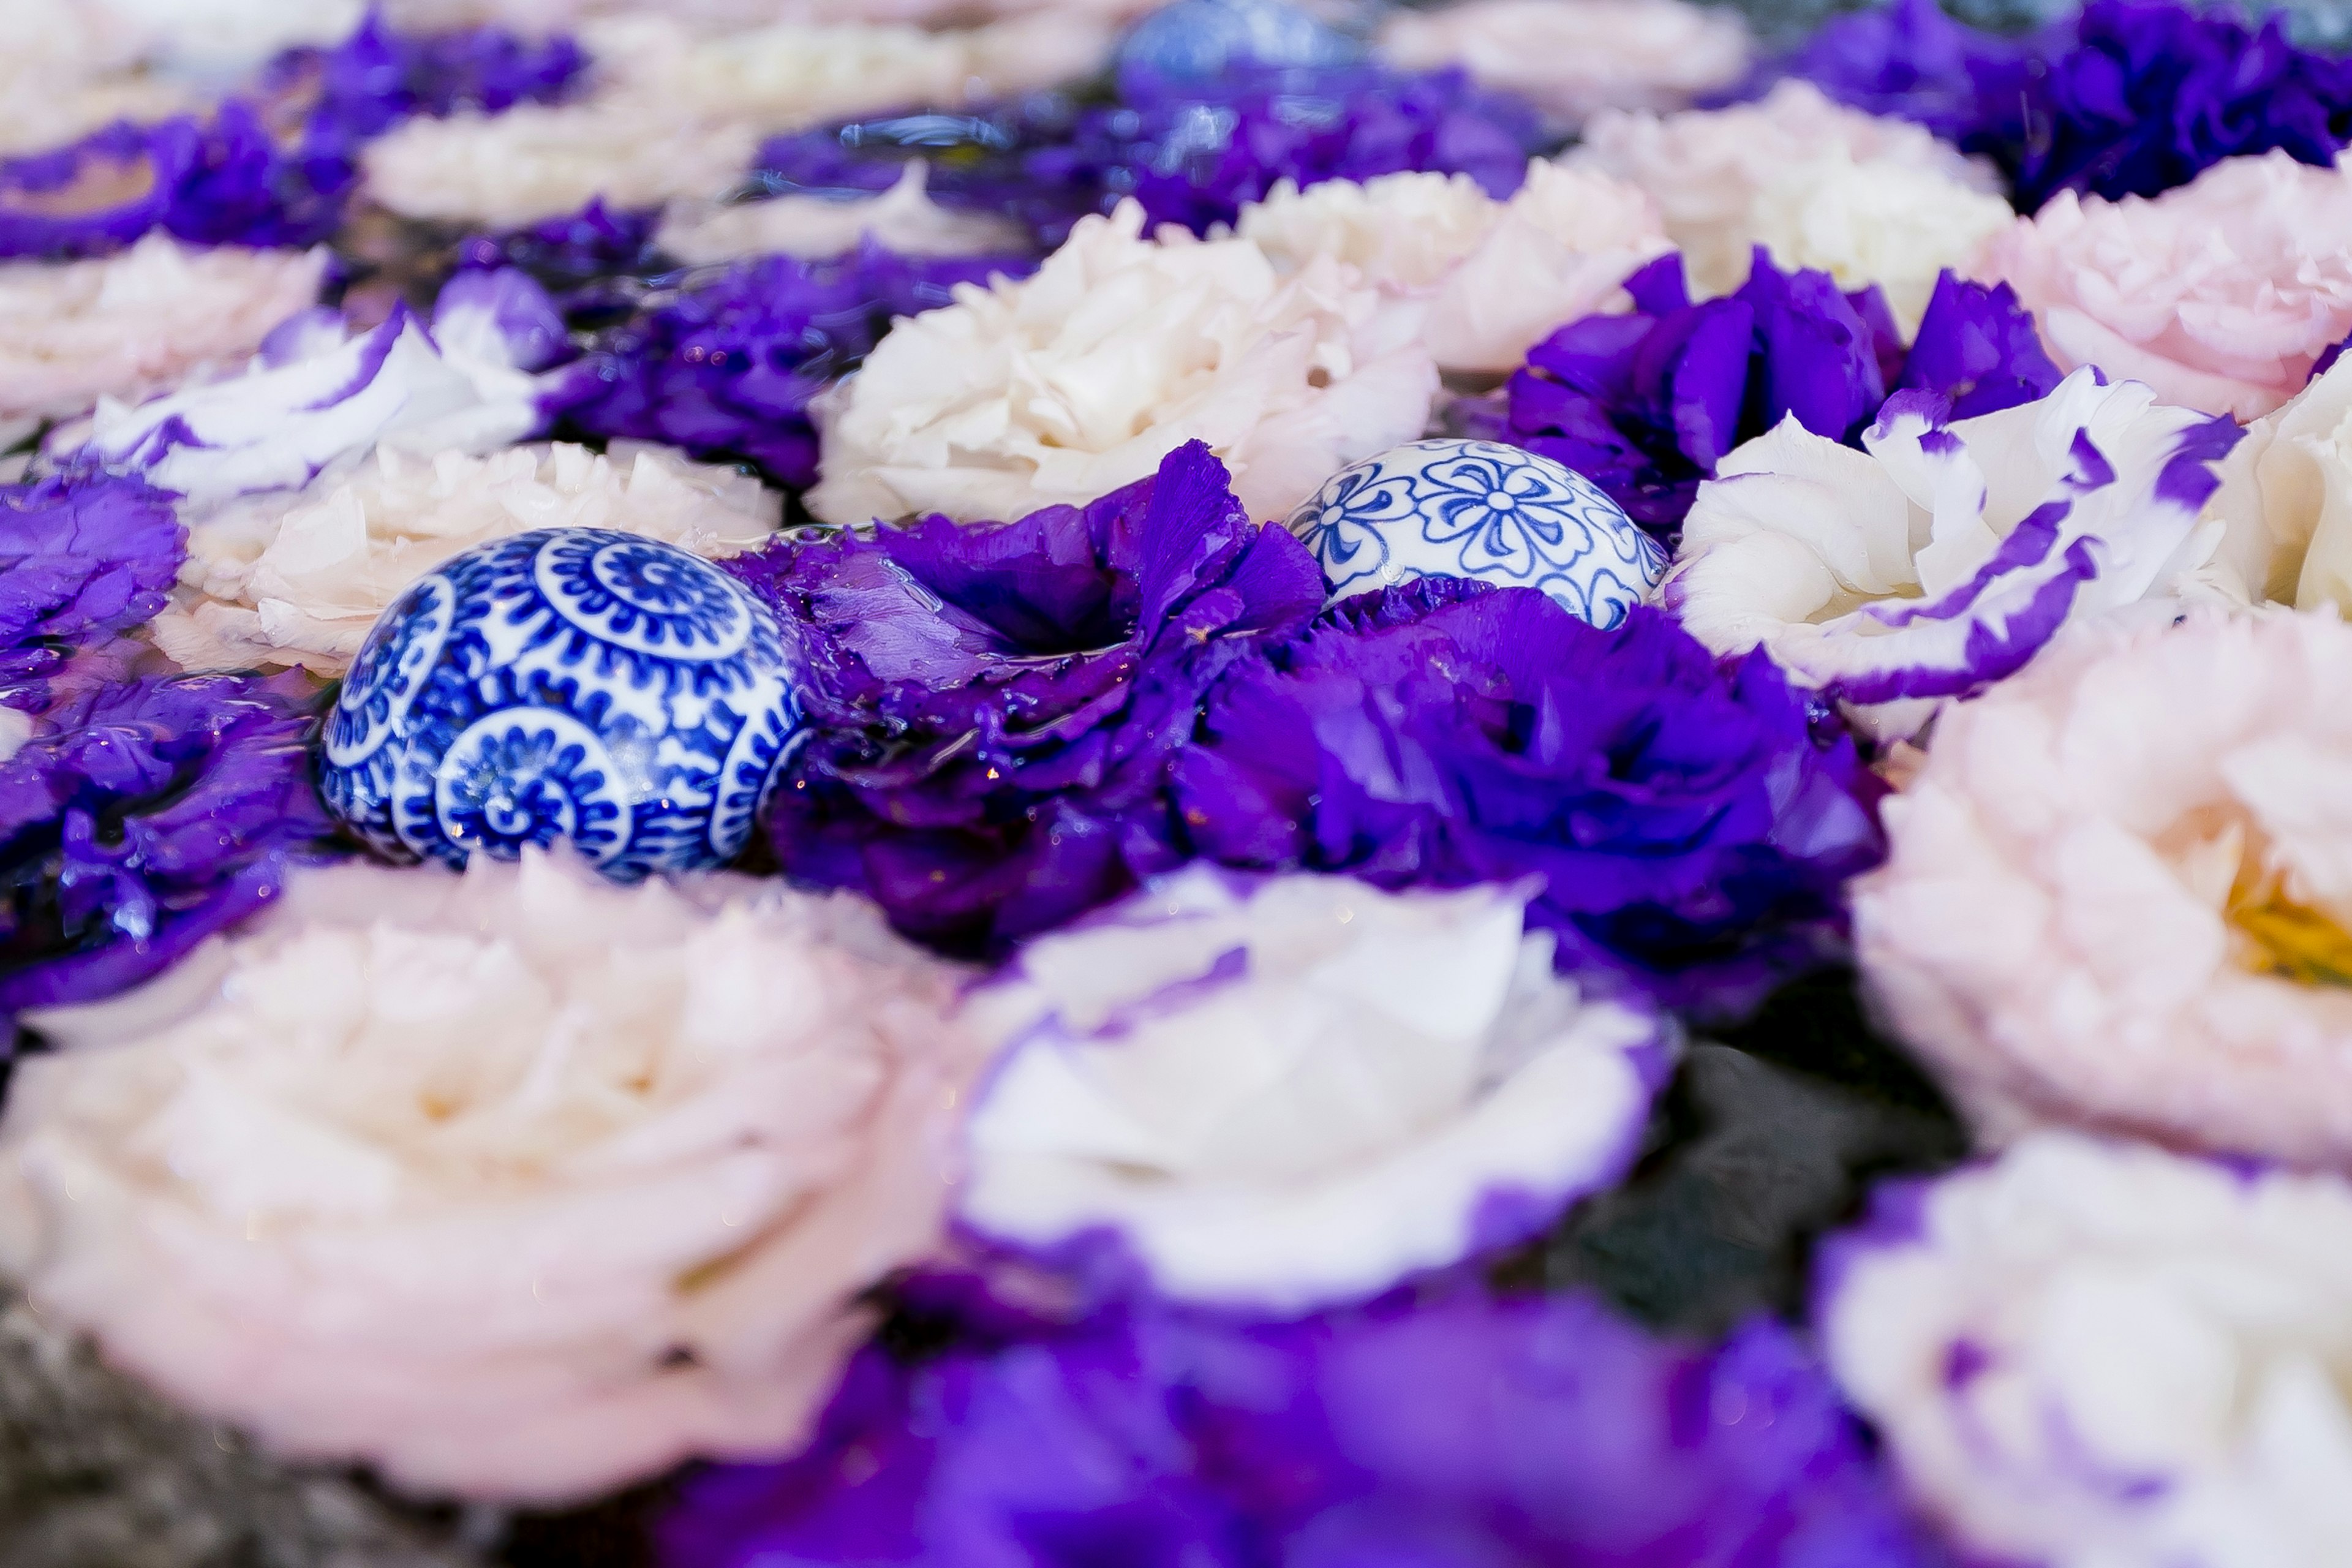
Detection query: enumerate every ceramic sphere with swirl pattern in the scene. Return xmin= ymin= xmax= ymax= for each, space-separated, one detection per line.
xmin=1286 ymin=439 xmax=1667 ymax=628
xmin=319 ymin=528 xmax=805 ymax=881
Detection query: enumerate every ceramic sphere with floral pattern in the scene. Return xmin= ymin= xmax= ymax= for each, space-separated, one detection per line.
xmin=319 ymin=527 xmax=805 ymax=881
xmin=1287 ymin=438 xmax=1667 ymax=627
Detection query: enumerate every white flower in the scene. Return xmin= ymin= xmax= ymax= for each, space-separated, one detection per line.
xmin=658 ymin=164 xmax=1028 ymax=267
xmin=2199 ymin=354 xmax=2352 ymax=614
xmin=151 ymin=442 xmax=780 ymax=676
xmin=1746 ymin=151 xmax=2016 ymax=337
xmin=81 ymin=0 xmax=364 ymax=77
xmin=0 ymin=237 xmax=324 ymax=440
xmin=812 ymin=200 xmax=1439 ymax=526
xmin=1823 ymin=1132 xmax=2352 ymax=1568
xmin=0 ymin=70 xmax=190 ymax=159
xmin=0 ymin=850 xmax=981 ymax=1502
xmin=380 ymin=0 xmax=1150 ymax=29
xmin=959 ymin=869 xmax=1665 ymax=1311
xmin=1665 ymin=369 xmax=2239 ymax=739
xmin=363 ymin=13 xmax=1115 ymax=226
xmin=1379 ymin=0 xmax=1750 ymax=129
xmin=75 ymin=305 xmax=545 ymax=508
xmin=1237 ymin=162 xmax=1670 ymax=375
xmin=1567 ymin=80 xmax=1999 ymax=302
xmin=1853 ymin=608 xmax=2352 ymax=1166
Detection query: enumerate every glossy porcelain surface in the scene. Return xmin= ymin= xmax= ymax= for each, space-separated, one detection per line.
xmin=1288 ymin=439 xmax=1668 ymax=628
xmin=320 ymin=528 xmax=803 ymax=880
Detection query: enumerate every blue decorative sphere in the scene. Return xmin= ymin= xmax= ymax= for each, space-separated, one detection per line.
xmin=320 ymin=528 xmax=804 ymax=881
xmin=1287 ymin=439 xmax=1668 ymax=628
xmin=1117 ymin=0 xmax=1360 ymax=81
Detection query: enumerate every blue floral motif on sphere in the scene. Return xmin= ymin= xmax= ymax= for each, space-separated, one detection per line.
xmin=1287 ymin=439 xmax=1668 ymax=629
xmin=319 ymin=528 xmax=805 ymax=881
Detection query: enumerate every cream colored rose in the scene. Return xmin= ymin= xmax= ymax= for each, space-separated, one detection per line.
xmin=0 ymin=238 xmax=325 ymax=443
xmin=1568 ymin=80 xmax=1999 ymax=301
xmin=811 ymin=200 xmax=1440 ymax=526
xmin=658 ymin=164 xmax=1028 ymax=266
xmin=0 ymin=851 xmax=981 ymax=1502
xmin=151 ymin=442 xmax=781 ymax=676
xmin=1747 ymin=151 xmax=2015 ymax=337
xmin=1237 ymin=162 xmax=1670 ymax=375
xmin=1379 ymin=0 xmax=1750 ymax=129
xmin=2199 ymin=355 xmax=2352 ymax=612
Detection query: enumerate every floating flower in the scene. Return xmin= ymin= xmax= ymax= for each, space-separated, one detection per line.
xmin=1181 ymin=586 xmax=1888 ymax=1019
xmin=658 ymin=1287 xmax=1943 ymax=1568
xmin=1235 ymin=162 xmax=1670 ymax=375
xmin=1853 ymin=609 xmax=2352 ymax=1164
xmin=1665 ymin=369 xmax=2239 ymax=737
xmin=0 ymin=849 xmax=982 ymax=1501
xmin=658 ymin=164 xmax=1030 ymax=267
xmin=1504 ymin=252 xmax=2056 ymax=540
xmin=1821 ymin=1131 xmax=2352 ymax=1568
xmin=1379 ymin=0 xmax=1752 ymax=130
xmin=2196 ymin=353 xmax=2352 ymax=613
xmin=960 ymin=869 xmax=1666 ymax=1310
xmin=0 ymin=670 xmax=337 ymax=1022
xmin=0 ymin=237 xmax=325 ymax=445
xmin=738 ymin=441 xmax=1324 ymax=954
xmin=1977 ymin=150 xmax=2352 ymax=421
xmin=363 ymin=13 xmax=1113 ymax=225
xmin=1746 ymin=150 xmax=2015 ymax=336
xmin=71 ymin=0 xmax=366 ymax=77
xmin=810 ymin=201 xmax=1437 ymax=526
xmin=153 ymin=443 xmax=778 ymax=677
xmin=548 ymin=245 xmax=1028 ymax=491
xmin=0 ymin=473 xmax=184 ymax=717
xmin=1567 ymin=80 xmax=1998 ymax=301
xmin=72 ymin=274 xmax=559 ymax=508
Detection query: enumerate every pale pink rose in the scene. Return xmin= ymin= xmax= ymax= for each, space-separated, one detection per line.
xmin=1978 ymin=151 xmax=2352 ymax=421
xmin=0 ymin=236 xmax=325 ymax=432
xmin=1237 ymin=162 xmax=1670 ymax=375
xmin=0 ymin=851 xmax=982 ymax=1502
xmin=1380 ymin=0 xmax=1751 ymax=129
xmin=1568 ymin=80 xmax=1998 ymax=300
xmin=658 ymin=164 xmax=1027 ymax=266
xmin=1855 ymin=608 xmax=2352 ymax=1166
xmin=812 ymin=200 xmax=1439 ymax=526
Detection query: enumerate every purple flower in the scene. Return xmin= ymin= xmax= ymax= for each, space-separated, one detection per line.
xmin=1175 ymin=583 xmax=1888 ymax=1019
xmin=454 ymin=199 xmax=668 ymax=310
xmin=1505 ymin=252 xmax=2057 ymax=541
xmin=0 ymin=671 xmax=342 ymax=1027
xmin=658 ymin=1286 xmax=1948 ymax=1568
xmin=733 ymin=441 xmax=1325 ymax=953
xmin=756 ymin=64 xmax=1544 ymax=251
xmin=0 ymin=15 xmax=585 ymax=258
xmin=1782 ymin=0 xmax=2352 ymax=211
xmin=0 ymin=475 xmax=185 ymax=717
xmin=545 ymin=243 xmax=1033 ymax=489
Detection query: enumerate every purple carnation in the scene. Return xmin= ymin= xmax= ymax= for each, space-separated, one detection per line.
xmin=734 ymin=441 xmax=1324 ymax=953
xmin=1176 ymin=583 xmax=1888 ymax=1018
xmin=0 ymin=671 xmax=342 ymax=1028
xmin=756 ymin=64 xmax=1543 ymax=251
xmin=454 ymin=199 xmax=668 ymax=311
xmin=0 ymin=15 xmax=585 ymax=258
xmin=1505 ymin=252 xmax=2057 ymax=541
xmin=544 ymin=243 xmax=1032 ymax=489
xmin=0 ymin=475 xmax=185 ymax=717
xmin=1783 ymin=0 xmax=2352 ymax=211
xmin=659 ymin=1287 xmax=1948 ymax=1568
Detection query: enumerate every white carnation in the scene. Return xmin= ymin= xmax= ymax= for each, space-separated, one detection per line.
xmin=1568 ymin=80 xmax=2000 ymax=301
xmin=960 ymin=869 xmax=1664 ymax=1311
xmin=152 ymin=442 xmax=780 ymax=676
xmin=812 ymin=200 xmax=1439 ymax=526
xmin=658 ymin=164 xmax=1027 ymax=267
xmin=1747 ymin=151 xmax=2016 ymax=336
xmin=2195 ymin=352 xmax=2352 ymax=613
xmin=0 ymin=236 xmax=325 ymax=438
xmin=0 ymin=851 xmax=981 ymax=1502
xmin=1825 ymin=1133 xmax=2352 ymax=1568
xmin=363 ymin=13 xmax=1115 ymax=226
xmin=1379 ymin=0 xmax=1750 ymax=129
xmin=1237 ymin=162 xmax=1669 ymax=375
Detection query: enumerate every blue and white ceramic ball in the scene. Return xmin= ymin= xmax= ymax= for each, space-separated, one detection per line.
xmin=320 ymin=528 xmax=805 ymax=881
xmin=1287 ymin=439 xmax=1668 ymax=628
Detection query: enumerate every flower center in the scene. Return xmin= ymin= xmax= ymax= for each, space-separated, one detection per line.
xmin=2228 ymin=862 xmax=2352 ymax=988
xmin=1486 ymin=491 xmax=1517 ymax=512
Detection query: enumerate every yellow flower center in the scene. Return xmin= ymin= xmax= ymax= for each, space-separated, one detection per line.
xmin=2228 ymin=862 xmax=2352 ymax=989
